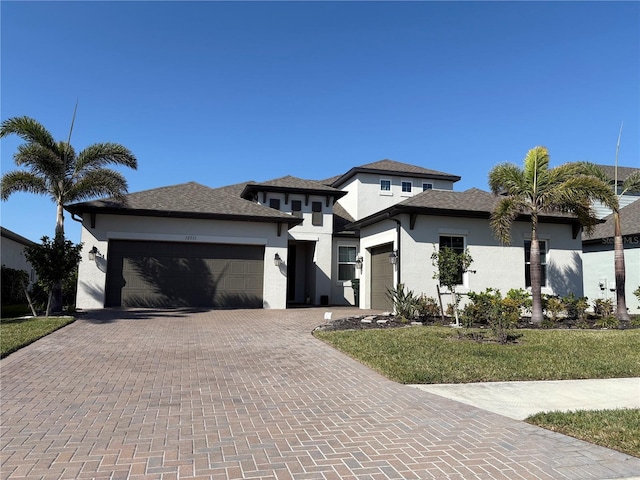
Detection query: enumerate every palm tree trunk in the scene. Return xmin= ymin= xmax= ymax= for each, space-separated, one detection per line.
xmin=613 ymin=212 xmax=630 ymax=321
xmin=529 ymin=220 xmax=544 ymax=324
xmin=50 ymin=202 xmax=65 ymax=314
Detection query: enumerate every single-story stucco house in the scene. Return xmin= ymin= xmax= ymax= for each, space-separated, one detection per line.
xmin=1 ymin=226 xmax=37 ymax=285
xmin=66 ymin=159 xmax=587 ymax=311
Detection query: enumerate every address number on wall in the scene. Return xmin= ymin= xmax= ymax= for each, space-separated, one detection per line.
xmin=185 ymin=235 xmax=197 ymax=241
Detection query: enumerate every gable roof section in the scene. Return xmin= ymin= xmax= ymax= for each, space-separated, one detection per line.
xmin=348 ymin=187 xmax=582 ymax=233
xmin=327 ymin=159 xmax=461 ymax=188
xmin=65 ymin=181 xmax=302 ymax=225
xmin=241 ymin=175 xmax=347 ymax=201
xmin=583 ymin=198 xmax=640 ymax=242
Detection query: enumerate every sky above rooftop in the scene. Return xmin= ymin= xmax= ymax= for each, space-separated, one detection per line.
xmin=1 ymin=1 xmax=639 ymax=244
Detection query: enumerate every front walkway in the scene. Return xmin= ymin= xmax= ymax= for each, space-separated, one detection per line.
xmin=1 ymin=308 xmax=639 ymax=479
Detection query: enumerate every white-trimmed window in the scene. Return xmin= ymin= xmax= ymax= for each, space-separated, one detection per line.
xmin=401 ymin=181 xmax=412 ymax=193
xmin=380 ymin=179 xmax=391 ymax=192
xmin=423 ymin=182 xmax=433 ymax=191
xmin=439 ymin=235 xmax=465 ymax=286
xmin=338 ymin=246 xmax=357 ymax=282
xmin=525 ymin=240 xmax=547 ymax=287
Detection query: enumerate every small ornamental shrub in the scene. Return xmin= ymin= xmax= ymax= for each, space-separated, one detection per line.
xmin=563 ymin=293 xmax=589 ymax=322
xmin=595 ymin=316 xmax=620 ymax=329
xmin=506 ymin=288 xmax=532 ymax=314
xmin=634 ymin=286 xmax=640 ymax=305
xmin=416 ymin=295 xmax=440 ymax=318
xmin=387 ymin=283 xmax=419 ymax=320
xmin=593 ymin=298 xmax=614 ymax=318
xmin=544 ymin=295 xmax=565 ymax=323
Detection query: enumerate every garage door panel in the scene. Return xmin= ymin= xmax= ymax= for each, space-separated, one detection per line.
xmin=106 ymin=241 xmax=264 ymax=308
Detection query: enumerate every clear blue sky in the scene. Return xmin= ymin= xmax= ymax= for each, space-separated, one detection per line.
xmin=2 ymin=1 xmax=639 ymax=245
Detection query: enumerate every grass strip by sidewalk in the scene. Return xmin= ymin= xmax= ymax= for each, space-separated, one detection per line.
xmin=1 ymin=316 xmax=75 ymax=358
xmin=313 ymin=326 xmax=640 ymax=384
xmin=526 ymin=409 xmax=640 ymax=458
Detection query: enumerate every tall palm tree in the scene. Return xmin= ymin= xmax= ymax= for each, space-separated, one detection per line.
xmin=1 ymin=115 xmax=137 ymax=311
xmin=579 ymin=163 xmax=640 ymax=321
xmin=488 ymin=146 xmax=616 ymax=324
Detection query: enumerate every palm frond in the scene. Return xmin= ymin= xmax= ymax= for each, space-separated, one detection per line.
xmin=66 ymin=169 xmax=129 ymax=204
xmin=14 ymin=143 xmax=64 ymax=178
xmin=490 ymin=197 xmax=525 ymax=245
xmin=621 ymin=171 xmax=640 ymax=196
xmin=488 ymin=162 xmax=525 ymax=196
xmin=1 ymin=171 xmax=49 ymax=201
xmin=0 ymin=116 xmax=57 ymax=152
xmin=75 ymin=143 xmax=138 ymax=173
xmin=522 ymin=146 xmax=550 ymax=188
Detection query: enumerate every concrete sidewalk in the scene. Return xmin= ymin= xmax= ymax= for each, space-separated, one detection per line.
xmin=411 ymin=377 xmax=640 ymax=420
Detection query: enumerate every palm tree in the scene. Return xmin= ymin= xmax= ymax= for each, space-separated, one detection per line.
xmin=579 ymin=163 xmax=640 ymax=322
xmin=488 ymin=146 xmax=616 ymax=324
xmin=1 ymin=115 xmax=137 ymax=311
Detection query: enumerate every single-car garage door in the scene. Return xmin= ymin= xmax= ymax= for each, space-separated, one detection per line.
xmin=105 ymin=240 xmax=264 ymax=308
xmin=370 ymin=243 xmax=394 ymax=311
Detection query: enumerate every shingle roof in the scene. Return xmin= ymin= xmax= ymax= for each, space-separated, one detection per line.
xmin=327 ymin=159 xmax=461 ymax=187
xmin=348 ymin=187 xmax=580 ymax=229
xmin=593 ymin=164 xmax=640 ymax=184
xmin=241 ymin=175 xmax=347 ymax=200
xmin=332 ymin=202 xmax=357 ymax=235
xmin=583 ymin=198 xmax=640 ymax=241
xmin=65 ymin=181 xmax=301 ymax=224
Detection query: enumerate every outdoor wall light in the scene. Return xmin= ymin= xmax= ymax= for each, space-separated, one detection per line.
xmin=88 ymin=246 xmax=99 ymax=262
xmin=274 ymin=253 xmax=282 ymax=267
xmin=355 ymin=255 xmax=363 ymax=270
xmin=388 ymin=251 xmax=397 ymax=265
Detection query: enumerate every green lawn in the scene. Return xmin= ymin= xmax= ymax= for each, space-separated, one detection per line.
xmin=313 ymin=326 xmax=640 ymax=384
xmin=0 ymin=316 xmax=75 ymax=358
xmin=526 ymin=409 xmax=640 ymax=458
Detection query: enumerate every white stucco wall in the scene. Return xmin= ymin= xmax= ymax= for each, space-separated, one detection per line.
xmin=359 ymin=213 xmax=584 ymax=310
xmin=583 ymin=241 xmax=640 ymax=313
xmin=337 ymin=173 xmax=455 ymax=222
xmin=0 ymin=234 xmax=36 ymax=283
xmin=76 ymin=213 xmax=289 ymax=310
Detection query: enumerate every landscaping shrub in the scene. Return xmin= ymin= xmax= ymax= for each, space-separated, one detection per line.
xmin=594 ymin=298 xmax=614 ymax=317
xmin=386 ymin=283 xmax=419 ymax=320
xmin=543 ymin=295 xmax=565 ymax=323
xmin=416 ymin=295 xmax=440 ymax=318
xmin=1 ymin=266 xmax=29 ymax=305
xmin=595 ymin=316 xmax=620 ymax=329
xmin=563 ymin=293 xmax=589 ymax=322
xmin=461 ymin=288 xmax=519 ymax=343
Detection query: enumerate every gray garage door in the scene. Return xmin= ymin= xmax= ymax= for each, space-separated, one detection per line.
xmin=105 ymin=240 xmax=264 ymax=308
xmin=370 ymin=243 xmax=394 ymax=311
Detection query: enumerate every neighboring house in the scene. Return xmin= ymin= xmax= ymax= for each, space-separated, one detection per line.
xmin=66 ymin=159 xmax=586 ymax=311
xmin=591 ymin=164 xmax=640 ymax=219
xmin=582 ymin=197 xmax=640 ymax=313
xmin=1 ymin=226 xmax=37 ymax=284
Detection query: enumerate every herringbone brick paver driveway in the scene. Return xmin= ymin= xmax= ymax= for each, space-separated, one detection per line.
xmin=1 ymin=308 xmax=639 ymax=479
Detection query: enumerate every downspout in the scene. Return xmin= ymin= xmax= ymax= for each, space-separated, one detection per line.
xmin=389 ymin=213 xmax=402 ymax=286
